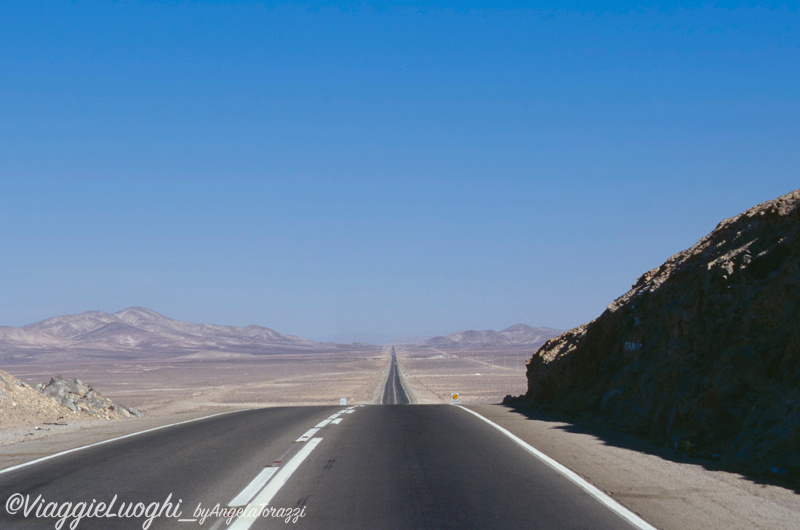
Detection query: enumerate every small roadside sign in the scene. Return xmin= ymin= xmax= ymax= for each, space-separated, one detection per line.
xmin=450 ymin=392 xmax=460 ymax=404
xmin=340 ymin=397 xmax=347 ymax=406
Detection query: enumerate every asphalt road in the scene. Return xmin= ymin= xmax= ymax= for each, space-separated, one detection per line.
xmin=381 ymin=349 xmax=410 ymax=405
xmin=0 ymin=371 xmax=648 ymax=529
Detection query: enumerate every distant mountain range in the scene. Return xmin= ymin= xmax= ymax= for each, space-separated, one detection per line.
xmin=0 ymin=307 xmax=373 ymax=362
xmin=417 ymin=324 xmax=561 ymax=349
xmin=0 ymin=307 xmax=560 ymax=363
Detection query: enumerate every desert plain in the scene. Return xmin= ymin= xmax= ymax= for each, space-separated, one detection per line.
xmin=3 ymin=345 xmax=531 ymax=419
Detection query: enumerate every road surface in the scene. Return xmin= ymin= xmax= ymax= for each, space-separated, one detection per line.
xmin=0 ymin=357 xmax=650 ymax=529
xmin=381 ymin=348 xmax=410 ymax=405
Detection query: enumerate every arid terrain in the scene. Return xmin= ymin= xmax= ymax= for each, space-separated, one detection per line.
xmin=397 ymin=345 xmax=534 ymax=404
xmin=1 ymin=343 xmax=536 ymax=426
xmin=3 ymin=351 xmax=388 ymax=417
xmin=2 ymin=334 xmax=800 ymax=529
xmin=0 ymin=312 xmax=558 ymax=428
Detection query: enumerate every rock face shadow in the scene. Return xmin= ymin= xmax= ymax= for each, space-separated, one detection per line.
xmin=500 ymin=402 xmax=800 ymax=494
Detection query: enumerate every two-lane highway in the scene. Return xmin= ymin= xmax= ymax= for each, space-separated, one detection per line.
xmin=263 ymin=405 xmax=644 ymax=529
xmin=381 ymin=347 xmax=410 ymax=405
xmin=0 ymin=356 xmax=653 ymax=529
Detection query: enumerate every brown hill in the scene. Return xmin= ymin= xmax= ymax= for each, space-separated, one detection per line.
xmin=517 ymin=189 xmax=800 ymax=485
xmin=0 ymin=307 xmax=374 ymax=362
xmin=419 ymin=324 xmax=561 ymax=349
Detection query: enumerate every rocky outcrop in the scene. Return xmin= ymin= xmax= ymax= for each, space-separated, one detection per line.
xmin=0 ymin=369 xmax=69 ymax=425
xmin=0 ymin=369 xmax=141 ymax=427
xmin=37 ymin=376 xmax=142 ymax=419
xmin=520 ymin=189 xmax=800 ymax=485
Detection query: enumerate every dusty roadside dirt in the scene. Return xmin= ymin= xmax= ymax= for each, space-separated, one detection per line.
xmin=468 ymin=405 xmax=800 ymax=530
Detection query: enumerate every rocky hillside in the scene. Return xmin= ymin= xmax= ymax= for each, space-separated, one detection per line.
xmin=0 ymin=370 xmax=139 ymax=427
xmin=419 ymin=324 xmax=561 ymax=349
xmin=518 ymin=189 xmax=800 ymax=485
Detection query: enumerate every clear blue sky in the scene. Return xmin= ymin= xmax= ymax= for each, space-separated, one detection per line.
xmin=1 ymin=1 xmax=797 ymax=343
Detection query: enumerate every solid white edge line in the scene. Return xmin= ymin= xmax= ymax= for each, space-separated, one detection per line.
xmin=455 ymin=406 xmax=657 ymax=530
xmin=0 ymin=410 xmax=242 ymax=475
xmin=229 ymin=437 xmax=323 ymax=530
xmin=228 ymin=466 xmax=279 ymax=507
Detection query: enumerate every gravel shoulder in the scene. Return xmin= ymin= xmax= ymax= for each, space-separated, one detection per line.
xmin=468 ymin=404 xmax=800 ymax=530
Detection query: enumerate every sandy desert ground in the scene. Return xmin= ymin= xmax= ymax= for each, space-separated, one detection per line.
xmin=3 ymin=349 xmax=390 ymax=418
xmin=0 ymin=344 xmax=530 ymax=447
xmin=396 ymin=345 xmax=531 ymax=404
xmin=2 ymin=344 xmax=532 ymax=419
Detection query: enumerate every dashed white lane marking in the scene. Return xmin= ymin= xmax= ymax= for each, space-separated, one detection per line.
xmin=294 ymin=427 xmax=320 ymax=443
xmin=229 ymin=437 xmax=323 ymax=530
xmin=295 ymin=409 xmax=352 ymax=441
xmin=228 ymin=467 xmax=279 ymax=507
xmin=223 ymin=408 xmax=358 ymax=528
xmin=456 ymin=406 xmax=657 ymax=530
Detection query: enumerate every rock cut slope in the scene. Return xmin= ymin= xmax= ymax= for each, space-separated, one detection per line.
xmin=520 ymin=189 xmax=800 ymax=485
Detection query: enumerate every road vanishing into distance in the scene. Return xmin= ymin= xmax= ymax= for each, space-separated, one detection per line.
xmin=381 ymin=347 xmax=410 ymax=405
xmin=0 ymin=355 xmax=652 ymax=529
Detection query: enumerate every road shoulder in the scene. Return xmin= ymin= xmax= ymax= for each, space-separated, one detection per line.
xmin=0 ymin=408 xmax=240 ymax=471
xmin=466 ymin=404 xmax=800 ymax=530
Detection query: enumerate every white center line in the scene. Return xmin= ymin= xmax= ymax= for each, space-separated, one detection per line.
xmin=294 ymin=427 xmax=320 ymax=443
xmin=229 ymin=437 xmax=323 ymax=530
xmin=228 ymin=466 xmax=279 ymax=507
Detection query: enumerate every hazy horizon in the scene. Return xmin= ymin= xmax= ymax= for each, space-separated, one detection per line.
xmin=2 ymin=2 xmax=797 ymax=342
